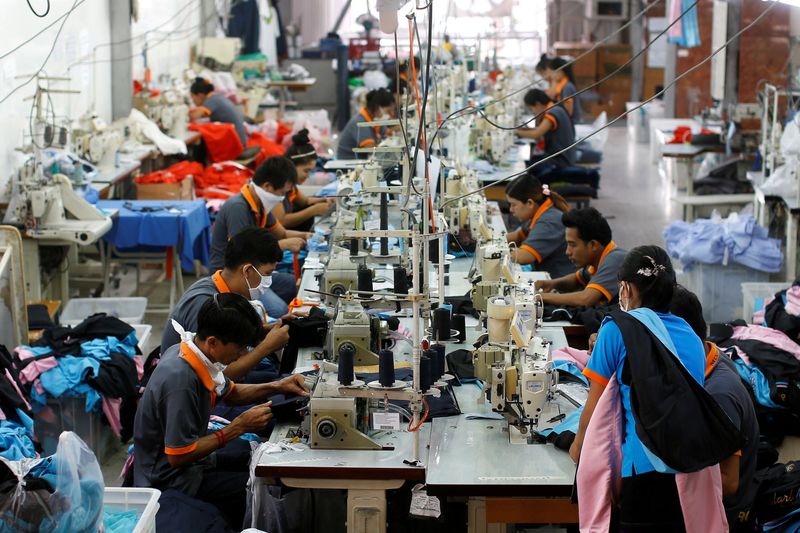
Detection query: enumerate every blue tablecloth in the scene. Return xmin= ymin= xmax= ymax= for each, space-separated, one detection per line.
xmin=97 ymin=200 xmax=211 ymax=271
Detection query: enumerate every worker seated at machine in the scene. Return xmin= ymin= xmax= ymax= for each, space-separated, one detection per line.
xmin=545 ymin=57 xmax=581 ymax=125
xmin=336 ymin=88 xmax=396 ymax=160
xmin=536 ymin=207 xmax=626 ymax=308
xmin=274 ymin=129 xmax=335 ymax=232
xmin=505 ymin=175 xmax=574 ymax=277
xmin=209 ymin=156 xmax=313 ymax=317
xmin=189 ymin=77 xmax=249 ymax=146
xmin=161 ymin=228 xmax=290 ymax=382
xmin=134 ymin=294 xmax=308 ymax=530
xmin=517 ymin=89 xmax=599 ymax=192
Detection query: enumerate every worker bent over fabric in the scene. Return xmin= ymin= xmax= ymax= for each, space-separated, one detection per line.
xmin=134 ymin=293 xmax=309 ymax=529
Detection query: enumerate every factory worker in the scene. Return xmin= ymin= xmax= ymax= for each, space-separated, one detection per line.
xmin=516 ymin=89 xmax=576 ymax=174
xmin=162 ymin=228 xmax=290 ymax=382
xmin=536 ymin=207 xmax=626 ymax=308
xmin=545 ymin=57 xmax=582 ymax=124
xmin=273 ymin=129 xmax=335 ymax=232
xmin=504 ymin=175 xmax=574 ymax=277
xmin=134 ymin=293 xmax=308 ymax=530
xmin=336 ymin=88 xmax=396 ymax=160
xmin=209 ymin=156 xmax=312 ymax=317
xmin=189 ymin=77 xmax=248 ymax=146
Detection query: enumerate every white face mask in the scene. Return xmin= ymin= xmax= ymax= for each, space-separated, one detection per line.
xmin=245 ymin=264 xmax=272 ymax=300
xmin=253 ymin=183 xmax=285 ymax=212
xmin=619 ymin=282 xmax=630 ymax=312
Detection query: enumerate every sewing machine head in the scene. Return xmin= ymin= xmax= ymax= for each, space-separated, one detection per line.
xmin=324 ymin=295 xmax=388 ymax=366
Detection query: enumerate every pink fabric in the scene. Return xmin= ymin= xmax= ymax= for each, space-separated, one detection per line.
xmin=731 ymin=325 xmax=800 ymax=362
xmin=4 ymin=370 xmax=31 ymax=411
xmin=577 ymin=374 xmax=729 ymax=532
xmin=17 ymin=357 xmax=58 ymax=385
xmin=784 ymin=286 xmax=800 ymax=316
xmin=134 ymin=355 xmax=144 ymax=381
xmin=14 ymin=348 xmax=34 ymax=361
xmin=102 ymin=397 xmax=123 ymax=438
xmin=33 ymin=379 xmax=44 ymax=395
xmin=0 ymin=409 xmax=6 ymax=421
xmin=668 ymin=0 xmax=684 ymax=39
xmin=552 ymin=347 xmax=590 ymax=371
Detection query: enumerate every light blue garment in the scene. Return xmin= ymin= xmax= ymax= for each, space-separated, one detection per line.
xmin=667 ymin=0 xmax=701 ymax=48
xmin=103 ymin=508 xmax=141 ymax=533
xmin=0 ymin=421 xmax=37 ymax=460
xmin=552 ymin=360 xmax=588 ymax=385
xmin=733 ymin=358 xmax=781 ymax=409
xmin=536 ymin=407 xmax=582 ymax=437
xmin=38 ymin=356 xmax=103 ymax=413
xmin=80 ymin=336 xmax=136 ymax=361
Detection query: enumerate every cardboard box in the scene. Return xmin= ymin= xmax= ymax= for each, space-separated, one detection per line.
xmin=136 ymin=176 xmax=194 ymax=201
xmin=553 ymin=42 xmax=598 ymax=80
xmin=597 ymin=44 xmax=632 ymax=77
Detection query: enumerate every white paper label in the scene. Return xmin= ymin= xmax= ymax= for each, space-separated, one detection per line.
xmin=372 ymin=411 xmax=401 ymax=431
xmin=364 ymin=219 xmax=381 ymax=230
xmin=410 ymin=484 xmax=441 ymax=518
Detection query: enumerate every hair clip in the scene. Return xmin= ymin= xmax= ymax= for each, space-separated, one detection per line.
xmin=542 ymin=184 xmax=551 ymax=197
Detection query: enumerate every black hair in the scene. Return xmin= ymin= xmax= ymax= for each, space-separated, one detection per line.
xmin=505 ymin=175 xmax=570 ymax=213
xmin=190 ymin=77 xmax=214 ymax=95
xmin=548 ymin=57 xmax=577 ymax=85
xmin=283 ymin=129 xmax=317 ymax=166
xmin=399 ymin=56 xmax=420 ymax=73
xmin=224 ymin=227 xmax=283 ymax=269
xmin=524 ymin=88 xmax=553 ymax=107
xmin=196 ymin=293 xmax=265 ymax=347
xmin=365 ymin=88 xmax=395 ymax=115
xmin=670 ymin=285 xmax=707 ymax=340
xmin=561 ymin=207 xmax=612 ymax=246
xmin=535 ymin=53 xmax=550 ymax=72
xmin=618 ymin=245 xmax=676 ymax=314
xmin=253 ymin=155 xmax=297 ymax=188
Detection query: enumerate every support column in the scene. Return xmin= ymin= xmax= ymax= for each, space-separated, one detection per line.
xmin=630 ymin=0 xmax=645 ymax=102
xmin=723 ymin=0 xmax=741 ymax=108
xmin=663 ymin=43 xmax=677 ymax=118
xmin=109 ymin=0 xmax=132 ymax=120
xmin=199 ymin=0 xmax=218 ymax=38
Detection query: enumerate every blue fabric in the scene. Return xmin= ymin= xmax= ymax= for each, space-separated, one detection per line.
xmin=664 ymin=215 xmax=782 ymax=272
xmin=103 ymin=508 xmax=141 ymax=533
xmin=553 ymin=360 xmax=588 ymax=385
xmin=28 ymin=454 xmax=57 ymax=488
xmin=668 ymin=0 xmax=701 ymax=48
xmin=208 ymin=420 xmax=260 ymax=443
xmin=80 ymin=336 xmax=136 ymax=361
xmin=762 ymin=506 xmax=800 ymax=532
xmin=40 ymin=478 xmax=104 ymax=533
xmin=318 ymin=180 xmax=340 ymax=197
xmin=0 ymin=420 xmax=37 ymax=460
xmin=37 ymin=356 xmax=102 ymax=413
xmin=97 ymin=200 xmax=212 ymax=271
xmin=586 ymin=311 xmax=706 ymax=477
xmin=733 ymin=358 xmax=782 ymax=409
xmin=536 ymin=407 xmax=582 ymax=437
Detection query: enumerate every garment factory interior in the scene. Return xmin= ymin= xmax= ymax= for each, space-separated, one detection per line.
xmin=2 ymin=0 xmax=800 ymax=531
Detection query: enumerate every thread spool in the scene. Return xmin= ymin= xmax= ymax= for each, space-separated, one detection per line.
xmin=393 ymin=266 xmax=409 ymax=294
xmin=420 ymin=355 xmax=433 ymax=392
xmin=423 ymin=349 xmax=438 ymax=382
xmin=379 ymin=192 xmax=389 ymax=256
xmin=338 ymin=345 xmax=355 ymax=386
xmin=428 ymin=239 xmax=440 ymax=265
xmin=433 ymin=307 xmax=452 ymax=341
xmin=452 ymin=314 xmax=466 ymax=343
xmin=357 ymin=265 xmax=373 ymax=296
xmin=349 ymin=238 xmax=359 ymax=256
xmin=379 ymin=349 xmax=395 ymax=387
xmin=431 ymin=344 xmax=446 ymax=381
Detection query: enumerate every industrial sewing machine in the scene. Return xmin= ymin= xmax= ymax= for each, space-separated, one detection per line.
xmin=71 ymin=112 xmax=123 ymax=168
xmin=324 ymin=294 xmax=391 ymax=365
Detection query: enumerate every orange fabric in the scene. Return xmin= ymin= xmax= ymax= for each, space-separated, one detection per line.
xmin=544 ymin=113 xmax=558 ymax=130
xmin=180 ymin=343 xmax=215 ymax=392
xmin=164 ymin=442 xmax=198 ymax=455
xmin=704 ymin=341 xmax=721 ymax=378
xmin=247 ymin=131 xmax=286 ymax=166
xmin=519 ymin=244 xmax=542 ymax=263
xmin=597 ymin=241 xmax=617 ymax=270
xmin=275 ymin=122 xmax=292 ymax=145
xmin=194 ymin=163 xmax=253 ymax=200
xmin=134 ymin=161 xmax=203 ymax=185
xmin=358 ymin=138 xmax=376 ymax=148
xmin=576 ymin=270 xmax=587 ymax=286
xmin=189 ymin=122 xmax=244 ymax=163
xmin=241 ymin=185 xmax=270 ymax=228
xmin=582 ymin=367 xmax=610 ymax=387
xmin=360 ymin=108 xmax=381 ymax=138
xmin=587 ymin=283 xmax=613 ymax=303
xmin=211 ymin=271 xmax=232 ymax=294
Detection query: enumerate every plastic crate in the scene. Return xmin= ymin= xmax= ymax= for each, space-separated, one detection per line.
xmin=133 ymin=324 xmax=152 ymax=352
xmin=104 ymin=487 xmax=161 ymax=533
xmin=681 ymin=262 xmax=770 ymax=324
xmin=60 ymin=297 xmax=148 ymax=326
xmin=34 ymin=396 xmax=118 ymax=462
xmin=741 ymin=282 xmax=788 ymax=324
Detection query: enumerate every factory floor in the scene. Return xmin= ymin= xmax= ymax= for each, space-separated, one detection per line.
xmin=95 ymin=126 xmax=800 ymax=523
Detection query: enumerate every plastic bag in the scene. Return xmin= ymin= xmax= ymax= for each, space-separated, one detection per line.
xmin=760 ymin=162 xmax=798 ymax=199
xmin=781 ymin=114 xmax=800 ymax=160
xmin=575 ymin=112 xmax=608 ymax=152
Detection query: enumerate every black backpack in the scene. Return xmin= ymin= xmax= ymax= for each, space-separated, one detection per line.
xmin=612 ymin=310 xmax=746 ymax=472
xmin=753 ymin=460 xmax=800 ymax=528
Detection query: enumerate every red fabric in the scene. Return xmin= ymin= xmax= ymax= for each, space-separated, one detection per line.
xmin=668 ymin=126 xmax=715 ymax=144
xmin=275 ymin=122 xmax=292 ymax=145
xmin=247 ymin=131 xmax=285 ymax=166
xmin=134 ymin=161 xmax=204 ymax=184
xmin=189 ymin=123 xmax=244 ymax=163
xmin=194 ymin=162 xmax=253 ymax=200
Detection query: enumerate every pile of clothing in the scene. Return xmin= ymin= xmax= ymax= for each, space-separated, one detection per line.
xmin=0 ymin=345 xmax=37 ymax=461
xmin=17 ymin=314 xmax=143 ymax=445
xmin=664 ymin=212 xmax=783 ymax=272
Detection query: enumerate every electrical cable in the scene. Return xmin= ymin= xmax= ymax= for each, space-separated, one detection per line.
xmin=1 ymin=0 xmax=88 ymax=61
xmin=0 ymin=0 xmax=81 ymax=107
xmin=441 ymin=0 xmax=781 ymax=208
xmin=26 ymin=0 xmax=51 ymax=17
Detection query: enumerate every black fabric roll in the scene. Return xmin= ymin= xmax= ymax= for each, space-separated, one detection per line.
xmin=380 ymin=192 xmax=389 ymax=256
xmin=420 ymin=355 xmax=433 ymax=392
xmin=433 ymin=307 xmax=451 ymax=341
xmin=357 ymin=265 xmax=373 ymax=296
xmin=338 ymin=345 xmax=355 ymax=385
xmin=378 ymin=349 xmax=395 ymax=387
xmin=349 ymin=238 xmax=359 ymax=256
xmin=452 ymin=314 xmax=466 ymax=343
xmin=431 ymin=344 xmax=446 ymax=380
xmin=393 ymin=267 xmax=409 ymax=294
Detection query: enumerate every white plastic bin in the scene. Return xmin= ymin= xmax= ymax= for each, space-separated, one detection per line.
xmin=60 ymin=297 xmax=148 ymax=326
xmin=741 ymin=282 xmax=789 ymax=324
xmin=104 ymin=487 xmax=161 ymax=533
xmin=682 ymin=262 xmax=770 ymax=324
xmin=133 ymin=324 xmax=152 ymax=352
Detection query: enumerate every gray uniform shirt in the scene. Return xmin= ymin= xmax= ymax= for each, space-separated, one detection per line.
xmin=160 ymin=276 xmax=221 ymax=354
xmin=542 ymin=104 xmax=576 ymax=167
xmin=209 ymin=192 xmax=278 ymax=272
xmin=133 ymin=344 xmax=233 ymax=496
xmin=336 ymin=109 xmax=382 ymax=160
xmin=557 ymin=80 xmax=582 ymax=124
xmin=517 ymin=202 xmax=574 ymax=278
xmin=576 ymin=243 xmax=626 ymax=303
xmin=202 ymin=93 xmax=248 ymax=146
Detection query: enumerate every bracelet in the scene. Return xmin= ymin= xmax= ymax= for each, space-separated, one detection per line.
xmin=214 ymin=429 xmax=226 ymax=448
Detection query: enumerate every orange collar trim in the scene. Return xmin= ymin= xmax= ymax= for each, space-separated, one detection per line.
xmin=528 ymin=198 xmax=553 ymax=231
xmin=241 ymin=184 xmax=268 ymax=228
xmin=211 ymin=271 xmax=232 ymax=294
xmin=180 ymin=343 xmax=215 ymax=392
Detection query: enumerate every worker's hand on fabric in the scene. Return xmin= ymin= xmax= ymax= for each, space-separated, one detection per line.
xmin=536 ymin=280 xmax=554 ymax=293
xmin=588 ymin=333 xmax=598 ymax=355
xmin=279 ymin=312 xmax=301 ymax=321
xmin=276 ymin=373 xmax=310 ymax=396
xmin=281 ymin=238 xmax=306 ymax=253
xmin=264 ymin=322 xmax=290 ymax=349
xmin=233 ymin=402 xmax=273 ymax=433
xmin=311 ymin=202 xmax=332 ymax=217
xmin=303 ymin=232 xmax=313 ymax=241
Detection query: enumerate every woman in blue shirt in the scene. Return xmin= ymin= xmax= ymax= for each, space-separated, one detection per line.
xmin=571 ymin=245 xmax=706 ymax=531
xmin=504 ymin=175 xmax=573 ymax=277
